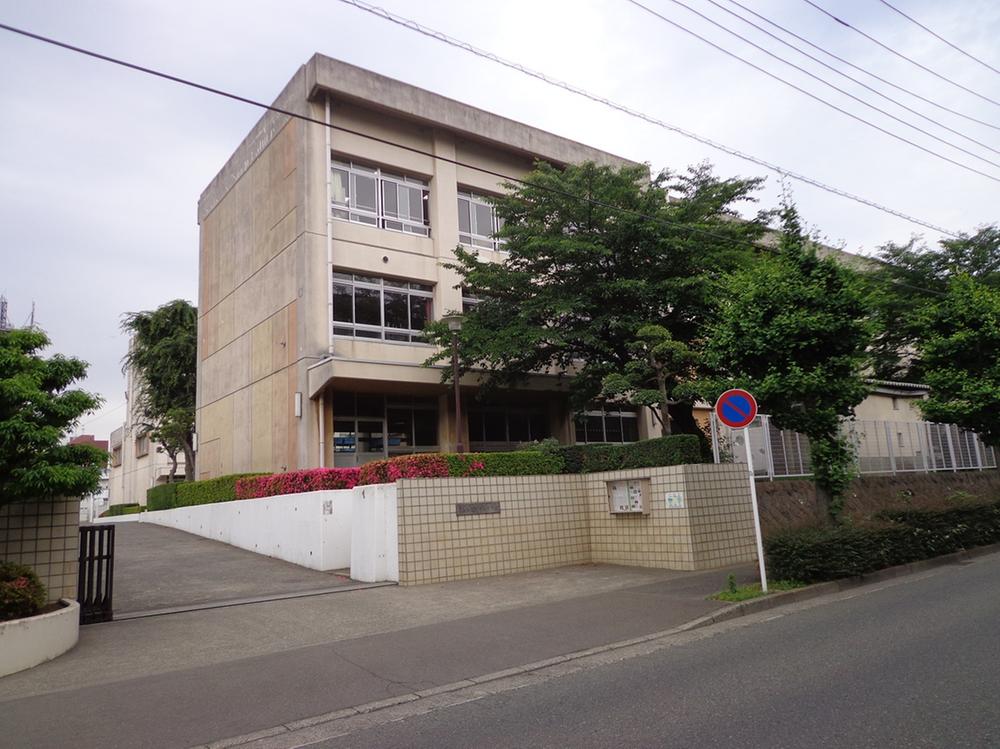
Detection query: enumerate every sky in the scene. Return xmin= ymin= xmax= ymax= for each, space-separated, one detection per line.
xmin=1 ymin=0 xmax=997 ymax=443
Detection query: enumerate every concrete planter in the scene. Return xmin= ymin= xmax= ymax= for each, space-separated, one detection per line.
xmin=0 ymin=599 xmax=79 ymax=678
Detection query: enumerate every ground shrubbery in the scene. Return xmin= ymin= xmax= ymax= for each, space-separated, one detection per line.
xmin=0 ymin=561 xmax=47 ymax=622
xmin=766 ymin=500 xmax=1000 ymax=583
xmin=146 ymin=473 xmax=266 ymax=510
xmin=355 ymin=451 xmax=563 ymax=486
xmin=538 ymin=435 xmax=703 ymax=474
xmin=236 ymin=468 xmax=361 ymax=499
xmin=101 ymin=503 xmax=143 ymax=517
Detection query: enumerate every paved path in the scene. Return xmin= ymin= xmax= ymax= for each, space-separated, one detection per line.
xmin=111 ymin=522 xmax=353 ymax=614
xmin=0 ymin=562 xmax=756 ymax=749
xmin=305 ymin=553 xmax=1000 ymax=749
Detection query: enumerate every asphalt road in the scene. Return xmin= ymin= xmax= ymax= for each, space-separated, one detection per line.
xmin=314 ymin=554 xmax=1000 ymax=749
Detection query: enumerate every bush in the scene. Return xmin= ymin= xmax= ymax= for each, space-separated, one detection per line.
xmin=236 ymin=468 xmax=361 ymax=499
xmin=102 ymin=503 xmax=143 ymax=517
xmin=0 ymin=562 xmax=47 ymax=621
xmin=146 ymin=483 xmax=180 ymax=511
xmin=766 ymin=501 xmax=1000 ymax=583
xmin=355 ymin=451 xmax=563 ymax=486
xmin=544 ymin=435 xmax=703 ymax=474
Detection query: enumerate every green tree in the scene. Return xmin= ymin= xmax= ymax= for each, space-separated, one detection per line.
xmin=0 ymin=328 xmax=106 ymax=505
xmin=426 ymin=161 xmax=769 ymax=436
xmin=705 ymin=203 xmax=872 ymax=522
xmin=121 ymin=300 xmax=197 ymax=481
xmin=917 ymin=275 xmax=1000 ymax=447
xmin=868 ymin=225 xmax=999 ymax=380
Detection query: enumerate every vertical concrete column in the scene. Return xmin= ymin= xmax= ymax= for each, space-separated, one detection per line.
xmin=430 ymin=130 xmax=463 ymax=317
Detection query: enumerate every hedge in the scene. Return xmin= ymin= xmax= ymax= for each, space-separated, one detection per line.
xmin=236 ymin=468 xmax=361 ymax=499
xmin=146 ymin=473 xmax=266 ymax=511
xmin=146 ymin=483 xmax=180 ymax=511
xmin=766 ymin=501 xmax=1000 ymax=583
xmin=547 ymin=435 xmax=703 ymax=474
xmin=102 ymin=503 xmax=143 ymax=517
xmin=356 ymin=451 xmax=562 ymax=486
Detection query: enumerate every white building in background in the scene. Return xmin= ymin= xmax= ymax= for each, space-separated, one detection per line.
xmin=107 ymin=363 xmax=186 ymax=507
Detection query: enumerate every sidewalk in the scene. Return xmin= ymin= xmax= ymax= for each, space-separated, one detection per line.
xmin=0 ymin=562 xmax=756 ymax=749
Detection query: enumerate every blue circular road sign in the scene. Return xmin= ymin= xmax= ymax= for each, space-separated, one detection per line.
xmin=715 ymin=389 xmax=758 ymax=429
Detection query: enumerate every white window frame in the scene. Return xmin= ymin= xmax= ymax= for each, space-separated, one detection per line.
xmin=331 ymin=272 xmax=434 ymax=344
xmin=458 ymin=189 xmax=506 ymax=251
xmin=331 ymin=159 xmax=430 ymax=237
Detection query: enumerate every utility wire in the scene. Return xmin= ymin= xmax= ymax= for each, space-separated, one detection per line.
xmin=0 ymin=18 xmax=958 ymax=298
xmin=802 ymin=0 xmax=1000 ymax=108
xmin=877 ymin=0 xmax=1000 ymax=77
xmin=626 ymin=0 xmax=1000 ymax=182
xmin=722 ymin=0 xmax=999 ymax=132
xmin=702 ymin=0 xmax=1000 ymax=156
xmin=333 ymin=0 xmax=960 ymax=236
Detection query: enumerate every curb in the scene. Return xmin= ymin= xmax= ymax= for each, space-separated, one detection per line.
xmin=197 ymin=543 xmax=1000 ymax=749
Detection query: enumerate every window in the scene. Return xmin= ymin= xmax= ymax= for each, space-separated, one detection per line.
xmin=135 ymin=434 xmax=150 ymax=457
xmin=332 ymin=273 xmax=433 ymax=343
xmin=461 ymin=287 xmax=481 ymax=315
xmin=575 ymin=408 xmax=640 ymax=444
xmin=458 ymin=190 xmax=505 ymax=251
xmin=892 ymin=397 xmax=900 ymax=411
xmin=468 ymin=407 xmax=550 ymax=451
xmin=331 ymin=392 xmax=438 ymax=467
xmin=331 ymin=159 xmax=430 ymax=236
xmin=111 ymin=446 xmax=122 ymax=467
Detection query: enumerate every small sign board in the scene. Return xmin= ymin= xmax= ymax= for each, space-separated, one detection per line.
xmin=664 ymin=491 xmax=686 ymax=509
xmin=456 ymin=501 xmax=501 ymax=517
xmin=715 ymin=389 xmax=758 ymax=429
xmin=608 ymin=479 xmax=649 ymax=514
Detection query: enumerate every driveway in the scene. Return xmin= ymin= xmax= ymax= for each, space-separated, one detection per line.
xmin=110 ymin=522 xmax=356 ymax=615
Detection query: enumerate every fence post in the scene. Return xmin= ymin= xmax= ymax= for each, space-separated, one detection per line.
xmin=762 ymin=415 xmax=775 ymax=480
xmin=973 ymin=432 xmax=984 ymax=471
xmin=918 ymin=422 xmax=930 ymax=473
xmin=884 ymin=422 xmax=897 ymax=476
xmin=944 ymin=424 xmax=958 ymax=472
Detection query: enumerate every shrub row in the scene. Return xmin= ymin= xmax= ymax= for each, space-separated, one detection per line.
xmin=236 ymin=468 xmax=361 ymax=499
xmin=546 ymin=435 xmax=703 ymax=474
xmin=355 ymin=451 xmax=563 ymax=485
xmin=766 ymin=501 xmax=1000 ymax=583
xmin=102 ymin=503 xmax=143 ymax=517
xmin=0 ymin=561 xmax=47 ymax=621
xmin=146 ymin=473 xmax=265 ymax=511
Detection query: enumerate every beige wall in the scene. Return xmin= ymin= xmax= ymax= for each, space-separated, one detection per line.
xmin=854 ymin=390 xmax=926 ymax=422
xmin=0 ymin=498 xmax=79 ymax=603
xmin=394 ymin=464 xmax=757 ymax=585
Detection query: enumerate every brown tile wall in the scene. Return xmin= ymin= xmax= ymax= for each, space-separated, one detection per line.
xmin=0 ymin=497 xmax=79 ymax=602
xmin=395 ymin=464 xmax=758 ymax=585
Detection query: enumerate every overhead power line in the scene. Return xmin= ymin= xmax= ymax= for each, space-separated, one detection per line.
xmin=722 ymin=0 xmax=999 ymax=133
xmin=802 ymin=0 xmax=1000 ymax=108
xmin=333 ymin=0 xmax=960 ymax=236
xmin=702 ymin=0 xmax=1000 ymax=156
xmin=877 ymin=0 xmax=1000 ymax=76
xmin=626 ymin=0 xmax=1000 ymax=182
xmin=0 ymin=19 xmax=954 ymax=301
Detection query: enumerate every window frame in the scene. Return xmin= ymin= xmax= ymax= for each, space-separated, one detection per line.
xmin=574 ymin=407 xmax=640 ymax=444
xmin=331 ymin=272 xmax=435 ymax=344
xmin=457 ymin=189 xmax=506 ymax=251
xmin=331 ymin=158 xmax=430 ymax=237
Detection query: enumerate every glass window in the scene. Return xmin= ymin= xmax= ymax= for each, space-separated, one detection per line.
xmin=413 ymin=409 xmax=438 ymax=447
xmin=333 ymin=420 xmax=356 ymax=453
xmin=457 ymin=190 xmax=505 ymax=251
xmin=576 ymin=408 xmax=640 ymax=444
xmin=331 ymin=272 xmax=434 ymax=343
xmin=331 ymin=159 xmax=430 ymax=236
xmin=469 ymin=407 xmax=549 ymax=451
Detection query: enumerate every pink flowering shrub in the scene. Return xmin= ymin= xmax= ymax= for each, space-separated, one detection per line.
xmin=235 ymin=467 xmax=360 ymax=499
xmin=357 ymin=453 xmax=489 ymax=486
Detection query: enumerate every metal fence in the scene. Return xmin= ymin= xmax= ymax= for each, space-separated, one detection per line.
xmin=78 ymin=525 xmax=115 ymax=624
xmin=711 ymin=414 xmax=998 ymax=479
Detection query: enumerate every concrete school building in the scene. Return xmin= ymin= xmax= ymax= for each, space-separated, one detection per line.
xmin=194 ymin=54 xmax=658 ymax=479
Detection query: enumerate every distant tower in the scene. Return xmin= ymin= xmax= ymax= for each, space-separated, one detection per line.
xmin=0 ymin=295 xmax=9 ymax=331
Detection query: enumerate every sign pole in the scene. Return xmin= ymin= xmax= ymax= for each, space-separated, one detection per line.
xmin=743 ymin=425 xmax=768 ymax=593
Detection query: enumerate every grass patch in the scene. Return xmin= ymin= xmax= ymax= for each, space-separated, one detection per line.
xmin=712 ymin=574 xmax=805 ymax=602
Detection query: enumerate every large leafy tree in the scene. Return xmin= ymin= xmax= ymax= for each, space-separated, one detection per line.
xmin=121 ymin=300 xmax=197 ymax=481
xmin=0 ymin=328 xmax=106 ymax=505
xmin=705 ymin=203 xmax=873 ymax=522
xmin=868 ymin=225 xmax=999 ymax=380
xmin=917 ymin=275 xmax=1000 ymax=447
xmin=426 ymin=161 xmax=770 ymax=436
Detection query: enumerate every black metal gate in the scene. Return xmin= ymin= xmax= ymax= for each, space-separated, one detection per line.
xmin=78 ymin=525 xmax=115 ymax=624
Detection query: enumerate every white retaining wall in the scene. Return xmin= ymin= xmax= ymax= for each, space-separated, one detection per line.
xmin=350 ymin=484 xmax=399 ymax=583
xmin=0 ymin=599 xmax=79 ymax=678
xmin=141 ymin=490 xmax=354 ymax=571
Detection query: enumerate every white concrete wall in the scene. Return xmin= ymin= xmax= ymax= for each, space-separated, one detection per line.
xmin=0 ymin=599 xmax=79 ymax=678
xmin=350 ymin=484 xmax=399 ymax=583
xmin=140 ymin=490 xmax=353 ymax=571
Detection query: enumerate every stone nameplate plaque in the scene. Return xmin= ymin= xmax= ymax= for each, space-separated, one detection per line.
xmin=456 ymin=501 xmax=501 ymax=517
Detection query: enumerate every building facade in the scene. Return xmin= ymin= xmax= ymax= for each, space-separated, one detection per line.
xmin=195 ymin=56 xmax=654 ymax=478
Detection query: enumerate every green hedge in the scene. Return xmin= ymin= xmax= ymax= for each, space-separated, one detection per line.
xmin=546 ymin=435 xmax=703 ymax=474
xmin=102 ymin=503 xmax=143 ymax=517
xmin=766 ymin=501 xmax=1000 ymax=583
xmin=146 ymin=483 xmax=180 ymax=511
xmin=446 ymin=451 xmax=564 ymax=477
xmin=147 ymin=473 xmax=266 ymax=511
